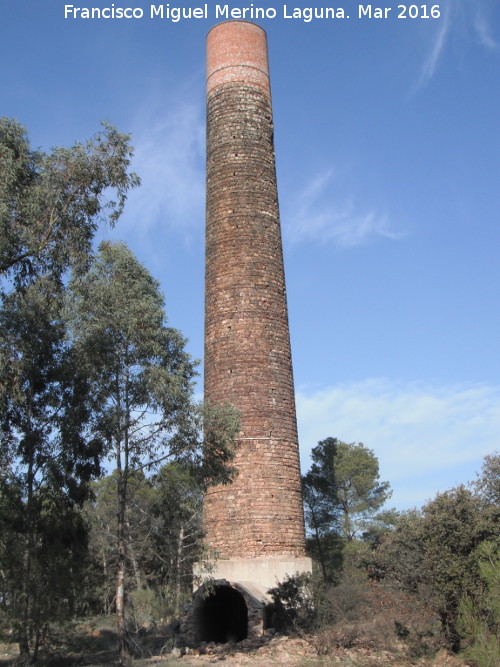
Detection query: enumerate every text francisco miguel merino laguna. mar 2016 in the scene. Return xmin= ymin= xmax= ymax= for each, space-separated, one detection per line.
xmin=63 ymin=4 xmax=442 ymax=22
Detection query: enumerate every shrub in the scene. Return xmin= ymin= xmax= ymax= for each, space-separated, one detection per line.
xmin=266 ymin=573 xmax=316 ymax=634
xmin=458 ymin=541 xmax=500 ymax=667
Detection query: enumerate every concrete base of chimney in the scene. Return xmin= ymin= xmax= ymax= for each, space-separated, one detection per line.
xmin=193 ymin=556 xmax=312 ymax=592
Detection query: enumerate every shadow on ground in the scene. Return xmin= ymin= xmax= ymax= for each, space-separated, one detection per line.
xmin=0 ymin=621 xmax=176 ymax=666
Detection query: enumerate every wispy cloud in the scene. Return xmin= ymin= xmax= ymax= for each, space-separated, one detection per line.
xmin=119 ymin=94 xmax=205 ymax=241
xmin=416 ymin=0 xmax=497 ymax=89
xmin=415 ymin=3 xmax=453 ymax=90
xmin=283 ymin=169 xmax=402 ymax=247
xmin=474 ymin=10 xmax=498 ymax=50
xmin=296 ymin=379 xmax=500 ymax=508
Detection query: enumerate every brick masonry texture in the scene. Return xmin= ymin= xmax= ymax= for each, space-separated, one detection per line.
xmin=204 ymin=21 xmax=307 ymax=559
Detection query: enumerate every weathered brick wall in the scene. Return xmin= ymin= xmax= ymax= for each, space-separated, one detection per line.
xmin=204 ymin=21 xmax=306 ymax=559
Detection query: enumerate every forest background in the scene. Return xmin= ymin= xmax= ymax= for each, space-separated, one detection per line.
xmin=2 ymin=1 xmax=500 ymax=663
xmin=2 ymin=0 xmax=500 ymax=510
xmin=0 ymin=119 xmax=498 ymax=666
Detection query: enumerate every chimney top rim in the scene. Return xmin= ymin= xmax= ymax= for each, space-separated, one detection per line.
xmin=207 ymin=20 xmax=267 ymax=40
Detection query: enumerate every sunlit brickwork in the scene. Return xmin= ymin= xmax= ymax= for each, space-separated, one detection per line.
xmin=204 ymin=21 xmax=307 ymax=559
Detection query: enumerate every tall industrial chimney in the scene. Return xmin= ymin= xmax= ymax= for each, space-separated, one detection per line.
xmin=202 ymin=21 xmax=311 ymax=591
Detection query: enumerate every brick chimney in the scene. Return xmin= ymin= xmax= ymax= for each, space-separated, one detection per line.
xmin=201 ymin=21 xmax=311 ymax=591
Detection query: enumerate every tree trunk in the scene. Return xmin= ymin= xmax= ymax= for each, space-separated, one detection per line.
xmin=175 ymin=525 xmax=185 ymax=616
xmin=440 ymin=610 xmax=460 ymax=653
xmin=116 ymin=372 xmax=133 ymax=667
xmin=116 ymin=553 xmax=130 ymax=666
xmin=102 ymin=548 xmax=109 ymax=614
xmin=32 ymin=628 xmax=42 ymax=664
xmin=116 ymin=492 xmax=131 ymax=666
xmin=308 ymin=505 xmax=328 ymax=582
xmin=19 ymin=544 xmax=32 ymax=660
xmin=116 ymin=444 xmax=131 ymax=665
xmin=314 ymin=529 xmax=329 ymax=582
xmin=127 ymin=523 xmax=142 ymax=590
xmin=17 ymin=628 xmax=30 ymax=661
xmin=19 ymin=411 xmax=35 ymax=662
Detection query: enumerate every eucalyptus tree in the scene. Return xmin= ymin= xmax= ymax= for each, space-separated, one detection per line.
xmin=87 ymin=461 xmax=211 ymax=620
xmin=86 ymin=470 xmax=154 ymax=616
xmin=0 ymin=117 xmax=139 ymax=293
xmin=0 ymin=277 xmax=102 ymax=661
xmin=69 ymin=241 xmax=238 ymax=665
xmin=0 ymin=117 xmax=139 ymax=661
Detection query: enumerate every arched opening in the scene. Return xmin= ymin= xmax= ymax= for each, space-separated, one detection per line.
xmin=194 ymin=585 xmax=248 ymax=643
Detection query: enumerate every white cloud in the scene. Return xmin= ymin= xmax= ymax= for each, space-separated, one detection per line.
xmin=115 ymin=99 xmax=402 ymax=251
xmin=120 ymin=95 xmax=205 ymax=240
xmin=283 ymin=169 xmax=402 ymax=247
xmin=415 ymin=4 xmax=452 ymax=89
xmin=474 ymin=11 xmax=498 ymax=50
xmin=415 ymin=0 xmax=497 ymax=89
xmin=296 ymin=379 xmax=500 ymax=509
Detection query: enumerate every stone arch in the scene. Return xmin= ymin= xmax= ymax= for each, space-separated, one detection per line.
xmin=181 ymin=579 xmax=270 ymax=646
xmin=193 ymin=584 xmax=248 ymax=643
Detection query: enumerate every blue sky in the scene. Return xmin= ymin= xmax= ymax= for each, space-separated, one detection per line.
xmin=2 ymin=0 xmax=499 ymax=510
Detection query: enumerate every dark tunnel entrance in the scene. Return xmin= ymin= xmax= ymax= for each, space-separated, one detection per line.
xmin=194 ymin=585 xmax=248 ymax=643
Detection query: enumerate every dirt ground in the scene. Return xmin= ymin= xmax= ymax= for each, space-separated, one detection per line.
xmin=0 ymin=631 xmax=472 ymax=667
xmin=134 ymin=635 xmax=470 ymax=667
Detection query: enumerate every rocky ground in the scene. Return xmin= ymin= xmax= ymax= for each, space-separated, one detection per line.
xmin=137 ymin=634 xmax=471 ymax=667
xmin=1 ymin=628 xmax=473 ymax=666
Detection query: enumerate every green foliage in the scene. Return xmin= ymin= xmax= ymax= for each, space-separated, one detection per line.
xmin=302 ymin=437 xmax=391 ymax=582
xmin=68 ymin=240 xmax=196 ymax=460
xmin=0 ymin=118 xmax=139 ymax=290
xmin=474 ymin=452 xmax=500 ymax=506
xmin=361 ymin=508 xmax=400 ymax=545
xmin=0 ymin=278 xmax=101 ymax=659
xmin=0 ymin=118 xmax=138 ymax=662
xmin=267 ymin=569 xmax=440 ymax=658
xmin=367 ymin=475 xmax=499 ymax=653
xmin=303 ymin=438 xmax=392 ymax=542
xmin=458 ymin=541 xmax=500 ymax=666
xmin=420 ymin=487 xmax=493 ymax=617
xmin=192 ymin=402 xmax=240 ymax=489
xmin=85 ymin=462 xmax=211 ymax=620
xmin=317 ymin=570 xmax=367 ymax=627
xmin=68 ymin=242 xmax=239 ymax=665
xmin=0 ymin=278 xmax=102 ymax=486
xmin=267 ymin=573 xmax=316 ymax=634
xmin=84 ymin=471 xmax=154 ymax=616
xmin=68 ymin=241 xmax=196 ymax=665
xmin=127 ymin=587 xmax=172 ymax=631
xmin=305 ymin=532 xmax=344 ymax=584
xmin=364 ymin=508 xmax=426 ymax=591
xmin=67 ymin=241 xmax=204 ymax=481
xmin=147 ymin=462 xmax=204 ymax=607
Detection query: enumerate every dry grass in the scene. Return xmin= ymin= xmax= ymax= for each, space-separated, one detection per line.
xmin=0 ymin=586 xmax=464 ymax=667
